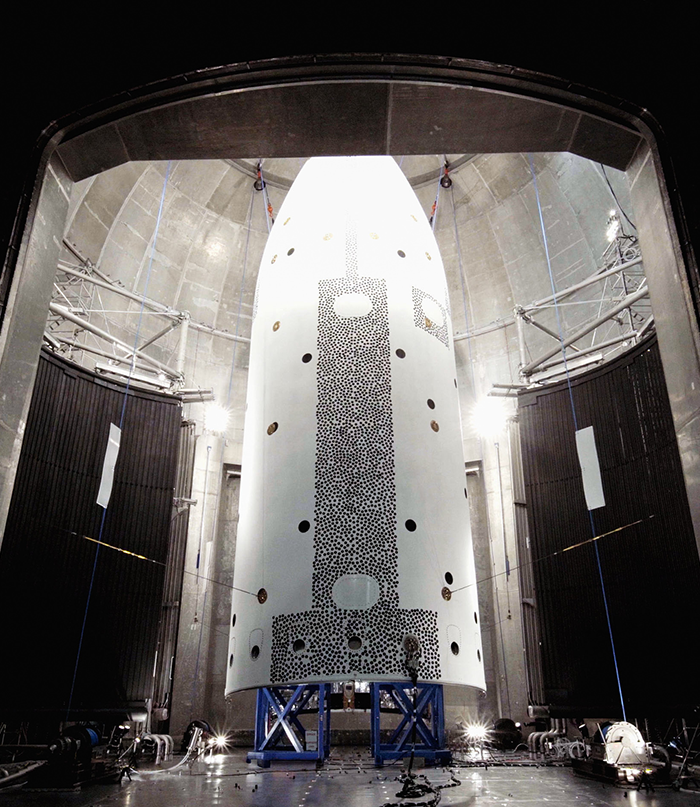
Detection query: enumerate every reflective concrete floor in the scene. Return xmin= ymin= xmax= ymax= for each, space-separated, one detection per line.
xmin=1 ymin=748 xmax=697 ymax=806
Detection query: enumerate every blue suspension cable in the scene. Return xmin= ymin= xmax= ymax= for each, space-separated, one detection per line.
xmin=528 ymin=155 xmax=627 ymax=721
xmin=65 ymin=161 xmax=172 ymax=723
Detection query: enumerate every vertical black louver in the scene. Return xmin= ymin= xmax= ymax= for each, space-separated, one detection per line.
xmin=518 ymin=334 xmax=700 ymax=716
xmin=0 ymin=350 xmax=181 ymax=728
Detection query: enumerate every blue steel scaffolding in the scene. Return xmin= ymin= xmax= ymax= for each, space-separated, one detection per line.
xmin=247 ymin=684 xmax=331 ymax=767
xmin=370 ymin=682 xmax=451 ymax=766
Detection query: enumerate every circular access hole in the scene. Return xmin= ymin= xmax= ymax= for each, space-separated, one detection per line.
xmin=298 ymin=520 xmax=311 ymax=533
xmin=251 ymin=645 xmax=260 ymax=660
xmin=427 ymin=399 xmax=435 ymax=409
xmin=287 ymin=247 xmax=295 ymax=256
xmin=231 ymin=614 xmax=236 ymax=627
xmin=405 ymin=519 xmax=417 ymax=532
xmin=430 ymin=420 xmax=440 ymax=432
xmin=348 ymin=636 xmax=363 ymax=651
xmin=302 ymin=353 xmax=313 ymax=363
xmin=229 ymin=653 xmax=234 ymax=667
xmin=292 ymin=639 xmax=306 ymax=654
xmin=451 ymin=642 xmax=460 ymax=655
xmin=395 ymin=348 xmax=406 ymax=358
xmin=444 ymin=572 xmax=453 ymax=585
xmin=397 ymin=250 xmax=406 ymax=258
xmin=267 ymin=422 xmax=278 ymax=435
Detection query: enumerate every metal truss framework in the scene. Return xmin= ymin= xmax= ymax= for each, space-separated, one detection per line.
xmin=453 ymin=234 xmax=653 ymax=395
xmin=48 ymin=229 xmax=650 ymax=399
xmin=45 ymin=240 xmax=249 ymax=400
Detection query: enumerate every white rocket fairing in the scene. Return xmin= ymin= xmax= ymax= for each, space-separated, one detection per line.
xmin=226 ymin=156 xmax=484 ymax=694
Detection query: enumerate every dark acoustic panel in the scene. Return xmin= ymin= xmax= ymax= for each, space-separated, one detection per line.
xmin=518 ymin=334 xmax=700 ymax=716
xmin=0 ymin=350 xmax=181 ymax=721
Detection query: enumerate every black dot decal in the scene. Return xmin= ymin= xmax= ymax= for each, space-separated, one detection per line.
xmin=267 ymin=422 xmax=278 ymax=435
xmin=287 ymin=248 xmax=295 ymax=256
xmin=474 ymin=612 xmax=478 ymax=624
xmin=298 ymin=520 xmax=310 ymax=533
xmin=464 ymin=488 xmax=468 ymax=498
xmin=229 ymin=653 xmax=234 ymax=667
xmin=231 ymin=614 xmax=236 ymax=627
xmin=251 ymin=645 xmax=260 ymax=660
xmin=427 ymin=399 xmax=435 ymax=409
xmin=405 ymin=519 xmax=417 ymax=532
xmin=444 ymin=572 xmax=453 ymax=585
xmin=451 ymin=642 xmax=460 ymax=655
xmin=302 ymin=353 xmax=313 ymax=363
xmin=397 ymin=250 xmax=406 ymax=258
xmin=395 ymin=348 xmax=406 ymax=358
xmin=477 ymin=649 xmax=481 ymax=662
xmin=270 ymin=220 xmax=440 ymax=684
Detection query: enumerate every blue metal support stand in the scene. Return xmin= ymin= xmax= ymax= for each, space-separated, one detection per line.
xmin=370 ymin=682 xmax=451 ymax=767
xmin=247 ymin=684 xmax=331 ymax=767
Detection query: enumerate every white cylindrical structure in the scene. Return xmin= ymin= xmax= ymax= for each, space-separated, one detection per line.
xmin=226 ymin=156 xmax=484 ymax=694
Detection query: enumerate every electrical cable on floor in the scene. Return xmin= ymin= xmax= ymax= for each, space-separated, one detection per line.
xmin=528 ymin=154 xmax=627 ymax=722
xmin=64 ymin=161 xmax=173 ymax=724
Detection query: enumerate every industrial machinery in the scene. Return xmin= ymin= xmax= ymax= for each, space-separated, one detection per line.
xmin=572 ymin=720 xmax=668 ymax=785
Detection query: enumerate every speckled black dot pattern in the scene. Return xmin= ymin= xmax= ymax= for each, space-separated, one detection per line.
xmin=270 ymin=222 xmax=440 ymax=683
xmin=412 ymin=287 xmax=448 ymax=348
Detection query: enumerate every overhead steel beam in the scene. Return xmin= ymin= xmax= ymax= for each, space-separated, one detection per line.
xmin=50 ymin=334 xmax=166 ymax=375
xmin=519 ymin=311 xmax=581 ymax=352
xmin=536 ymin=331 xmax=638 ymax=372
xmin=521 ymin=256 xmax=644 ymax=312
xmin=187 ymin=319 xmax=250 ymax=344
xmin=57 ymin=264 xmax=176 ymax=315
xmin=520 ymin=285 xmax=649 ymax=376
xmin=56 ymin=264 xmax=250 ymax=345
xmin=48 ymin=303 xmax=182 ymax=379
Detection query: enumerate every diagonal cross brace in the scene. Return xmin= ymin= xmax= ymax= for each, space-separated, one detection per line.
xmin=259 ymin=686 xmax=317 ymax=752
xmin=386 ymin=686 xmax=439 ymax=750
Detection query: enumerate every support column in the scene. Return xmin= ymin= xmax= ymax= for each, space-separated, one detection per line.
xmin=628 ymin=141 xmax=700 ymax=554
xmin=0 ymin=155 xmax=72 ymax=547
xmin=169 ymin=432 xmax=225 ymax=741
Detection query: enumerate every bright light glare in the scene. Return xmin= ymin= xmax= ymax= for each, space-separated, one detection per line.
xmin=204 ymin=403 xmax=230 ymax=434
xmin=465 ymin=723 xmax=490 ymax=742
xmin=470 ymin=398 xmax=508 ymax=438
xmin=215 ymin=734 xmax=229 ymax=748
